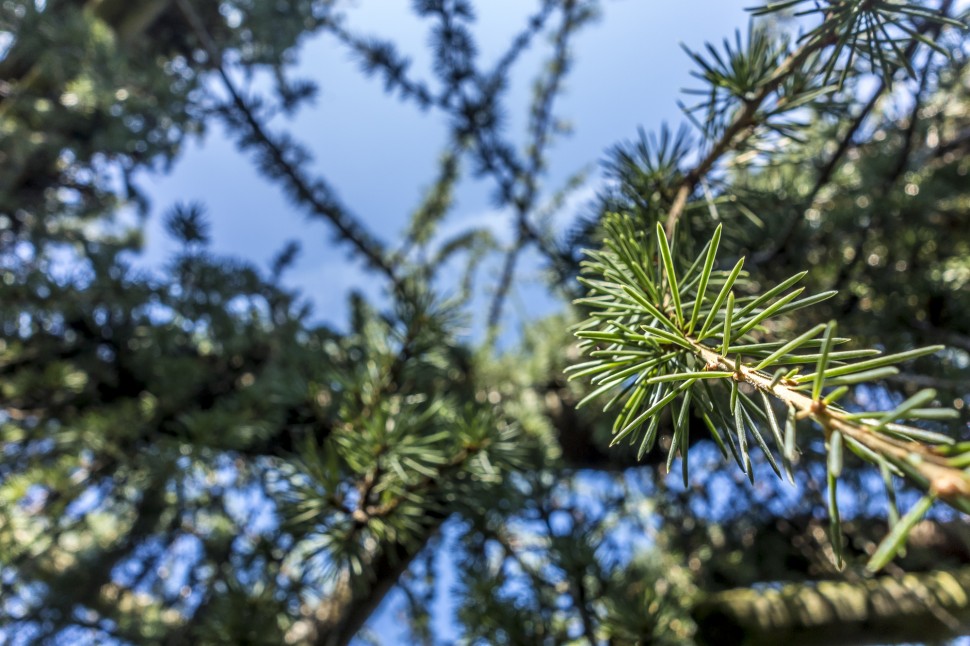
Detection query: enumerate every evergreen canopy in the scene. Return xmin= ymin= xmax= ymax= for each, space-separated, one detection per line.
xmin=1 ymin=1 xmax=969 ymax=644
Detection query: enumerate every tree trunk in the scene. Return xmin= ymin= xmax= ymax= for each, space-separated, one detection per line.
xmin=693 ymin=567 xmax=970 ymax=646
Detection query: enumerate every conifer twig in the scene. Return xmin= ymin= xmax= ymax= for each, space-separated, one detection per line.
xmin=572 ymin=216 xmax=970 ymax=569
xmin=486 ymin=1 xmax=588 ymax=331
xmin=663 ymin=35 xmax=834 ymax=239
xmin=754 ymin=0 xmax=954 ymax=266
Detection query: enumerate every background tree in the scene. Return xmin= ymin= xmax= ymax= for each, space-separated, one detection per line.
xmin=0 ymin=1 xmax=968 ymax=645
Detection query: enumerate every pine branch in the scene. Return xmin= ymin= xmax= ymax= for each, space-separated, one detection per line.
xmin=321 ymin=19 xmax=436 ymax=108
xmin=687 ymin=342 xmax=967 ymax=505
xmin=571 ymin=216 xmax=970 ymax=570
xmin=664 ymin=0 xmax=962 ymax=239
xmin=315 ymin=0 xmax=584 ymax=316
xmin=485 ymin=0 xmax=560 ymax=90
xmin=308 ymin=514 xmax=444 ymax=646
xmin=663 ymin=35 xmax=832 ymax=238
xmin=304 ymin=419 xmax=513 ymax=645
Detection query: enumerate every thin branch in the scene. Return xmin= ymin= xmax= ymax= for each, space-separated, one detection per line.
xmin=663 ymin=36 xmax=834 ymax=238
xmin=830 ymin=49 xmax=939 ymax=299
xmin=751 ymin=80 xmax=885 ymax=267
xmin=174 ymin=0 xmax=400 ymax=285
xmin=486 ymin=0 xmax=560 ymax=89
xmin=322 ymin=19 xmax=436 ymax=108
xmin=486 ymin=1 xmax=587 ymax=330
xmin=688 ymin=340 xmax=970 ymax=504
xmin=487 ymin=230 xmax=526 ymax=331
xmin=754 ymin=0 xmax=953 ymax=265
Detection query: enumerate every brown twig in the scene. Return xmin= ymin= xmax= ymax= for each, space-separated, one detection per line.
xmin=663 ymin=37 xmax=832 ymax=238
xmin=688 ymin=339 xmax=970 ymax=503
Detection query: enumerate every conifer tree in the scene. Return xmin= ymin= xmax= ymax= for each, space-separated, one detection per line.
xmin=0 ymin=1 xmax=968 ymax=644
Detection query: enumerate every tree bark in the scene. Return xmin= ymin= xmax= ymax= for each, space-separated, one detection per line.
xmin=693 ymin=567 xmax=970 ymax=646
xmin=686 ymin=514 xmax=970 ymax=588
xmin=282 ymin=512 xmax=446 ymax=646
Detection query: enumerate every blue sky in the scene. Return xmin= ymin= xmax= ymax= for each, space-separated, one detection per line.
xmin=140 ymin=0 xmax=753 ymax=334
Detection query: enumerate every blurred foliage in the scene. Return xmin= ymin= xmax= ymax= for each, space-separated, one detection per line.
xmin=0 ymin=1 xmax=969 ymax=645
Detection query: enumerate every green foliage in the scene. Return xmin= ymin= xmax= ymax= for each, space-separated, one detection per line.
xmin=2 ymin=0 xmax=969 ymax=644
xmin=569 ymin=0 xmax=970 ymax=575
xmin=571 ymin=216 xmax=967 ymax=548
xmin=578 ymin=215 xmax=963 ymax=567
xmin=753 ymin=0 xmax=966 ymax=84
xmin=278 ymin=290 xmax=529 ymax=584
